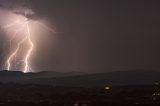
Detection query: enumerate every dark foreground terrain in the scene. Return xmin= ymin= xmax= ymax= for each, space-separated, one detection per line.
xmin=0 ymin=83 xmax=159 ymax=106
xmin=0 ymin=70 xmax=160 ymax=105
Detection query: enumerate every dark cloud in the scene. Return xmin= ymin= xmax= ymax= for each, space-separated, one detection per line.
xmin=0 ymin=0 xmax=36 ymax=19
xmin=0 ymin=0 xmax=27 ymax=9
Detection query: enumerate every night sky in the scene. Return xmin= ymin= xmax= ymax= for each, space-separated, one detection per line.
xmin=1 ymin=0 xmax=160 ymax=73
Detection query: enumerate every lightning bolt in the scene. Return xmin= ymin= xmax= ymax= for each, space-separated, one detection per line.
xmin=2 ymin=15 xmax=55 ymax=73
xmin=6 ymin=24 xmax=26 ymax=71
xmin=5 ymin=21 xmax=34 ymax=73
xmin=7 ymin=37 xmax=26 ymax=70
xmin=2 ymin=20 xmax=19 ymax=29
xmin=36 ymin=22 xmax=56 ymax=34
xmin=24 ymin=22 xmax=34 ymax=73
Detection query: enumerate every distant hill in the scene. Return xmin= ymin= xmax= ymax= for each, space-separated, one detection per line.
xmin=0 ymin=70 xmax=160 ymax=86
xmin=0 ymin=70 xmax=84 ymax=83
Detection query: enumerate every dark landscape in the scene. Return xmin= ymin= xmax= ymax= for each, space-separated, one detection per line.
xmin=0 ymin=70 xmax=159 ymax=105
xmin=0 ymin=0 xmax=160 ymax=105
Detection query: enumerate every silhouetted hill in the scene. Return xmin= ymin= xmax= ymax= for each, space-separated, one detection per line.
xmin=0 ymin=70 xmax=83 ymax=83
xmin=0 ymin=70 xmax=160 ymax=86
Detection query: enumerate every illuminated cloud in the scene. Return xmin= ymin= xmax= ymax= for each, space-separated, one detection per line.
xmin=0 ymin=0 xmax=56 ymax=73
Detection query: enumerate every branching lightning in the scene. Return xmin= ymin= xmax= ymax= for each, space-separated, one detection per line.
xmin=24 ymin=22 xmax=34 ymax=73
xmin=0 ymin=7 xmax=56 ymax=73
xmin=1 ymin=14 xmax=55 ymax=73
xmin=36 ymin=22 xmax=56 ymax=33
xmin=7 ymin=37 xmax=27 ymax=71
xmin=5 ymin=20 xmax=34 ymax=73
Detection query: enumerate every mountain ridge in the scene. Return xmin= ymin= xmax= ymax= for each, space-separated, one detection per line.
xmin=0 ymin=70 xmax=159 ymax=86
